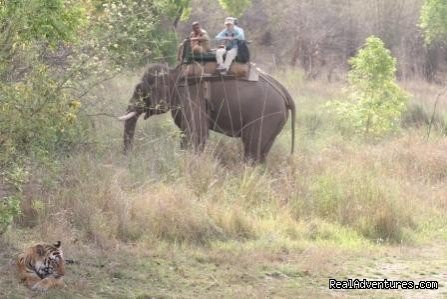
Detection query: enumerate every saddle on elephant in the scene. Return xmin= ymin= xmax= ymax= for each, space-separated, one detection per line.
xmin=177 ymin=38 xmax=257 ymax=80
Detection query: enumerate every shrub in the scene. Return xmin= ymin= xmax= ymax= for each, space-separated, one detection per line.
xmin=0 ymin=196 xmax=21 ymax=235
xmin=0 ymin=0 xmax=87 ymax=169
xmin=0 ymin=66 xmax=84 ymax=167
xmin=327 ymin=36 xmax=408 ymax=137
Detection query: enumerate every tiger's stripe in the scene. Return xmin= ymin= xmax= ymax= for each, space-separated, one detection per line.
xmin=17 ymin=241 xmax=66 ymax=291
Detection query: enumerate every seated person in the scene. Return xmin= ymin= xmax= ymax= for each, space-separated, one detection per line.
xmin=215 ymin=17 xmax=245 ymax=74
xmin=229 ymin=17 xmax=245 ymax=40
xmin=190 ymin=21 xmax=211 ymax=54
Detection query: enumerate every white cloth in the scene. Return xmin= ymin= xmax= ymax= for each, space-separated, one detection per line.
xmin=216 ymin=48 xmax=238 ymax=70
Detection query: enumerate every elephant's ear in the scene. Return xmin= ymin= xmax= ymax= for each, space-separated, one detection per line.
xmin=137 ymin=81 xmax=153 ymax=99
xmin=143 ymin=70 xmax=156 ymax=85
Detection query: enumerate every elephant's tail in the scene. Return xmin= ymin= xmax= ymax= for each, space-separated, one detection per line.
xmin=257 ymin=69 xmax=296 ymax=155
xmin=288 ymin=95 xmax=296 ymax=155
xmin=280 ymin=84 xmax=296 ymax=155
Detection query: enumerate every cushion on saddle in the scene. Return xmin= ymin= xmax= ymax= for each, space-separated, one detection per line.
xmin=182 ymin=40 xmax=250 ymax=64
xmin=185 ymin=51 xmax=248 ymax=64
xmin=181 ymin=62 xmax=249 ymax=78
xmin=186 ymin=51 xmax=217 ymax=63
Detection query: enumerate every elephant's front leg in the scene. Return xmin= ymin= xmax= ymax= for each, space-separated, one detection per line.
xmin=180 ymin=131 xmax=189 ymax=150
xmin=178 ymin=110 xmax=209 ymax=152
xmin=177 ymin=82 xmax=209 ymax=152
xmin=180 ymin=130 xmax=208 ymax=151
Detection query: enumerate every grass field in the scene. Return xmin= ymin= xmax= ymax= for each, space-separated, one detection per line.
xmin=1 ymin=70 xmax=446 ymax=298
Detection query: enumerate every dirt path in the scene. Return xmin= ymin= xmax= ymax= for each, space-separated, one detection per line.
xmin=313 ymin=240 xmax=447 ymax=298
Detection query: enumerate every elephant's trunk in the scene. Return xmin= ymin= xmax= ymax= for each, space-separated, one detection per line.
xmin=123 ymin=109 xmax=141 ymax=154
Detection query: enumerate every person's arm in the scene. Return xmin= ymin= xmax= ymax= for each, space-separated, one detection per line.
xmin=215 ymin=30 xmax=229 ymax=40
xmin=191 ymin=31 xmax=210 ymax=41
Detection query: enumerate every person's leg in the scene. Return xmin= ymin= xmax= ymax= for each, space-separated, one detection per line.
xmin=223 ymin=48 xmax=238 ymax=71
xmin=216 ymin=48 xmax=226 ymax=69
xmin=192 ymin=45 xmax=204 ymax=54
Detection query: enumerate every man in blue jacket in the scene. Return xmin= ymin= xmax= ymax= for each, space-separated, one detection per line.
xmin=215 ymin=17 xmax=245 ymax=74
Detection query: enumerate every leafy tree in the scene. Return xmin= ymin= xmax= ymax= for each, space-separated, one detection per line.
xmin=420 ymin=0 xmax=447 ymax=45
xmin=218 ymin=0 xmax=252 ymax=17
xmin=327 ymin=36 xmax=408 ymax=137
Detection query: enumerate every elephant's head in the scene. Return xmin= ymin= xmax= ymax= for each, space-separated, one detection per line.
xmin=119 ymin=64 xmax=173 ymax=153
xmin=118 ymin=64 xmax=172 ymax=121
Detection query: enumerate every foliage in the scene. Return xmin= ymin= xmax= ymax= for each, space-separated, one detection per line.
xmin=92 ymin=0 xmax=179 ymax=68
xmin=0 ymin=164 xmax=26 ymax=235
xmin=218 ymin=0 xmax=252 ymax=17
xmin=0 ymin=0 xmax=85 ymax=47
xmin=0 ymin=196 xmax=21 ymax=235
xmin=420 ymin=0 xmax=447 ymax=45
xmin=0 ymin=0 xmax=191 ymax=169
xmin=327 ymin=36 xmax=408 ymax=137
xmin=157 ymin=0 xmax=192 ymax=22
xmin=0 ymin=66 xmax=83 ymax=166
xmin=0 ymin=0 xmax=88 ymax=169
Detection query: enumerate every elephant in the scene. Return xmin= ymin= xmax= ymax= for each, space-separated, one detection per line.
xmin=119 ymin=64 xmax=296 ymax=163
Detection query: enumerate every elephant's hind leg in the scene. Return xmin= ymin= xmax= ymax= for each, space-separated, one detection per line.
xmin=241 ymin=127 xmax=268 ymax=163
xmin=242 ymin=119 xmax=285 ymax=163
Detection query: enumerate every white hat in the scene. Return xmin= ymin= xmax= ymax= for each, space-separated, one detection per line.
xmin=224 ymin=17 xmax=234 ymax=25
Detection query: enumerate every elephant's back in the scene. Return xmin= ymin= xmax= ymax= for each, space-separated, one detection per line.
xmin=208 ymin=79 xmax=288 ymax=136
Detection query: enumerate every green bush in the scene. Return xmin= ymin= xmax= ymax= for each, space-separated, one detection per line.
xmin=0 ymin=196 xmax=21 ymax=235
xmin=327 ymin=36 xmax=408 ymax=137
xmin=0 ymin=66 xmax=83 ymax=166
xmin=0 ymin=0 xmax=88 ymax=168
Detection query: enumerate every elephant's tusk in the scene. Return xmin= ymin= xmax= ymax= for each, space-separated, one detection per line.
xmin=117 ymin=111 xmax=137 ymax=121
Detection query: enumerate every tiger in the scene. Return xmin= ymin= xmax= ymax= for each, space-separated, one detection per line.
xmin=17 ymin=241 xmax=66 ymax=291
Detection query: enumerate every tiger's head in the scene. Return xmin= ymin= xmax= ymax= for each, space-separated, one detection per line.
xmin=17 ymin=241 xmax=67 ymax=290
xmin=26 ymin=241 xmax=65 ymax=279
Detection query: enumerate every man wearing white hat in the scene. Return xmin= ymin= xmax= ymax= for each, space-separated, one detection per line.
xmin=215 ymin=17 xmax=245 ymax=74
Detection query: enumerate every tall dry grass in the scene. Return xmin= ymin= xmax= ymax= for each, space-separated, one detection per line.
xmin=10 ymin=72 xmax=447 ymax=251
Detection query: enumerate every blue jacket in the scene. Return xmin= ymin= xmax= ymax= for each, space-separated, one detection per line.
xmin=235 ymin=26 xmax=245 ymax=40
xmin=215 ymin=27 xmax=244 ymax=49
